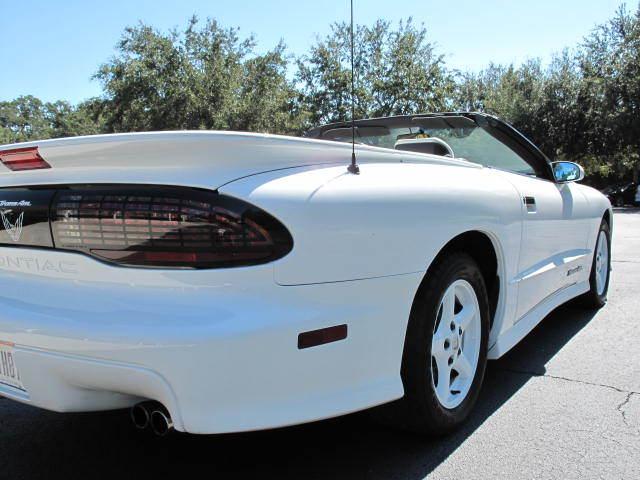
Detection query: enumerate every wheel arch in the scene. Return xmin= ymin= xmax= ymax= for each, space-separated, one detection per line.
xmin=396 ymin=229 xmax=506 ymax=411
xmin=603 ymin=209 xmax=612 ymax=230
xmin=408 ymin=230 xmax=506 ymax=342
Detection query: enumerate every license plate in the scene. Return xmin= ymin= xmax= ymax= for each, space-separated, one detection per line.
xmin=0 ymin=342 xmax=25 ymax=391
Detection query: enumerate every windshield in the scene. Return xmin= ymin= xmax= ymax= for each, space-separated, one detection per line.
xmin=318 ymin=115 xmax=538 ymax=176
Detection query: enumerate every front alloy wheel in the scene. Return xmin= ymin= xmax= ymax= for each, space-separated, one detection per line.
xmin=594 ymin=229 xmax=609 ymax=297
xmin=576 ymin=219 xmax=611 ymax=308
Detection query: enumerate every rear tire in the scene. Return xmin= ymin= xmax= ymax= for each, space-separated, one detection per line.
xmin=380 ymin=252 xmax=490 ymax=435
xmin=576 ymin=220 xmax=611 ymax=309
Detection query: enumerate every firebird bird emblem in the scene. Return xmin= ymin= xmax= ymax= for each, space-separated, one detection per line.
xmin=1 ymin=210 xmax=25 ymax=242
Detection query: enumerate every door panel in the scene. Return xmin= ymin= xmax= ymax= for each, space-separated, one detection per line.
xmin=493 ymin=171 xmax=591 ymax=320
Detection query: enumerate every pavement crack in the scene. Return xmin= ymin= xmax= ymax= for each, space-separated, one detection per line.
xmin=616 ymin=392 xmax=637 ymax=431
xmin=495 ymin=366 xmax=640 ymax=395
xmin=498 ymin=367 xmax=640 ymax=433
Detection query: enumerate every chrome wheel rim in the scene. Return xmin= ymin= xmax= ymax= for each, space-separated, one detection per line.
xmin=431 ymin=279 xmax=481 ymax=409
xmin=595 ymin=230 xmax=609 ymax=296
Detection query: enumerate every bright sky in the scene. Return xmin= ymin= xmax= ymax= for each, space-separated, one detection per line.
xmin=0 ymin=0 xmax=629 ymax=104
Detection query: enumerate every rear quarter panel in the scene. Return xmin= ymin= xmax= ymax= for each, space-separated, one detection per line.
xmin=221 ymin=160 xmax=523 ymax=287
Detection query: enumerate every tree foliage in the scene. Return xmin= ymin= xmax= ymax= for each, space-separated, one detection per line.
xmin=93 ymin=17 xmax=302 ymax=134
xmin=2 ymin=7 xmax=639 ymax=184
xmin=578 ymin=5 xmax=640 ymax=181
xmin=0 ymin=95 xmax=100 ymax=144
xmin=297 ymin=18 xmax=453 ymax=126
xmin=451 ymin=5 xmax=640 ymax=183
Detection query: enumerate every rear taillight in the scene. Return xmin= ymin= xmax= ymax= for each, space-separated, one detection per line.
xmin=0 ymin=147 xmax=51 ymax=171
xmin=50 ymin=186 xmax=293 ymax=269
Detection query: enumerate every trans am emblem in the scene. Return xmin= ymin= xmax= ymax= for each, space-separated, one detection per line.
xmin=1 ymin=210 xmax=25 ymax=242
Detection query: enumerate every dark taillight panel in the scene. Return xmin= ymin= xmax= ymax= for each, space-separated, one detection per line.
xmin=50 ymin=186 xmax=293 ymax=269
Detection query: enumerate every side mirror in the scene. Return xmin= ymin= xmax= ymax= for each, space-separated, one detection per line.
xmin=552 ymin=161 xmax=585 ymax=183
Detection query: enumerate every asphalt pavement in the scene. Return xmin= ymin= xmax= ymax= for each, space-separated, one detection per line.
xmin=1 ymin=209 xmax=639 ymax=480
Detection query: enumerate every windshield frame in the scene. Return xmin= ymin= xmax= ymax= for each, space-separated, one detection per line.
xmin=305 ymin=112 xmax=555 ymax=182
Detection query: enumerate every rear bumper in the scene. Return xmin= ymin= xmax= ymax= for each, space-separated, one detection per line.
xmin=0 ymin=247 xmax=419 ymax=433
xmin=1 ymin=347 xmax=179 ymax=424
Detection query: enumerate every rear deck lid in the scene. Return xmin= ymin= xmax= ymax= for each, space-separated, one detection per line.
xmin=0 ymin=131 xmax=358 ymax=190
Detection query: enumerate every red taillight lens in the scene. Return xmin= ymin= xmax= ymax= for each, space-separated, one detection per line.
xmin=0 ymin=147 xmax=51 ymax=171
xmin=51 ymin=186 xmax=293 ymax=269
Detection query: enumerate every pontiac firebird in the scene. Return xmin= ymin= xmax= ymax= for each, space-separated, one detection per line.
xmin=0 ymin=113 xmax=612 ymax=436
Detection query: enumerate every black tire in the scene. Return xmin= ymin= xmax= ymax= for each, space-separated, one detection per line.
xmin=614 ymin=196 xmax=624 ymax=208
xmin=377 ymin=252 xmax=490 ymax=435
xmin=575 ymin=219 xmax=611 ymax=309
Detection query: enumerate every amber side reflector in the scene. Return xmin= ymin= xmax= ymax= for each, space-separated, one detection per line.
xmin=298 ymin=324 xmax=348 ymax=349
xmin=0 ymin=147 xmax=51 ymax=171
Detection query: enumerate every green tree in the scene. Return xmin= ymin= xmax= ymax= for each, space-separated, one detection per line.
xmin=453 ymin=3 xmax=640 ymax=183
xmin=0 ymin=95 xmax=102 ymax=144
xmin=0 ymin=96 xmax=51 ymax=143
xmin=236 ymin=43 xmax=305 ymax=133
xmin=578 ymin=4 xmax=640 ymax=182
xmin=94 ymin=16 xmax=303 ymax=134
xmin=297 ymin=18 xmax=454 ymax=126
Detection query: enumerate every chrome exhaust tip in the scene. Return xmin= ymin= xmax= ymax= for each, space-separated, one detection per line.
xmin=130 ymin=403 xmax=151 ymax=430
xmin=150 ymin=409 xmax=174 ymax=437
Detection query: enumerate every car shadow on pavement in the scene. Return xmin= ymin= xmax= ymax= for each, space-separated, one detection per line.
xmin=1 ymin=304 xmax=598 ymax=480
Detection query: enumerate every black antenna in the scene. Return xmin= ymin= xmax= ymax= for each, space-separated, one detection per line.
xmin=347 ymin=0 xmax=360 ymax=174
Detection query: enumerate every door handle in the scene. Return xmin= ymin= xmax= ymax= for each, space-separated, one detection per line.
xmin=523 ymin=196 xmax=536 ymax=212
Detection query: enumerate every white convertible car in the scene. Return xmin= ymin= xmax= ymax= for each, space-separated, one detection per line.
xmin=0 ymin=113 xmax=611 ymax=436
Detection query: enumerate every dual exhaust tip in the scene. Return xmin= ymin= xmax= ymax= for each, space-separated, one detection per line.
xmin=130 ymin=401 xmax=173 ymax=436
